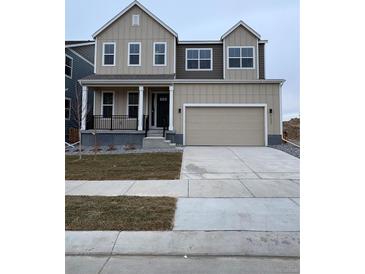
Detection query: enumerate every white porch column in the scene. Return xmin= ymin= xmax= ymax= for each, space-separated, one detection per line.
xmin=81 ymin=85 xmax=88 ymax=130
xmin=169 ymin=85 xmax=174 ymax=131
xmin=138 ymin=86 xmax=144 ymax=131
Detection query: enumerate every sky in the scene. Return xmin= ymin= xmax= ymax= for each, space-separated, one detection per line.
xmin=66 ymin=0 xmax=299 ymax=121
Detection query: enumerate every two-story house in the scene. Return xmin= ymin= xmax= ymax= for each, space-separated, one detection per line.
xmin=79 ymin=0 xmax=284 ymax=147
xmin=65 ymin=40 xmax=95 ymax=141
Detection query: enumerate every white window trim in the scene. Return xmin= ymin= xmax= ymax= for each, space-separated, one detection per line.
xmin=127 ymin=91 xmax=139 ymax=118
xmin=65 ymin=54 xmax=73 ymax=79
xmin=153 ymin=42 xmax=167 ymax=66
xmin=101 ymin=91 xmax=115 ymax=116
xmin=185 ymin=48 xmax=213 ymax=71
xmin=102 ymin=42 xmax=116 ymax=66
xmin=132 ymin=14 xmax=140 ymax=26
xmin=227 ymin=46 xmax=255 ymax=69
xmin=128 ymin=42 xmax=141 ymax=66
xmin=182 ymin=103 xmax=268 ymax=146
xmin=65 ymin=97 xmax=71 ymax=120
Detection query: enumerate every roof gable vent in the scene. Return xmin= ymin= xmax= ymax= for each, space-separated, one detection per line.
xmin=132 ymin=14 xmax=140 ymax=26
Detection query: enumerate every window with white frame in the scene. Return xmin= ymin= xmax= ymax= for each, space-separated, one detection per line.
xmin=186 ymin=48 xmax=212 ymax=70
xmin=65 ymin=55 xmax=73 ymax=78
xmin=102 ymin=43 xmax=115 ymax=66
xmin=132 ymin=14 xmax=140 ymax=26
xmin=65 ymin=98 xmax=71 ymax=120
xmin=127 ymin=92 xmax=139 ymax=118
xmin=153 ymin=42 xmax=167 ymax=66
xmin=102 ymin=92 xmax=114 ymax=118
xmin=228 ymin=47 xmax=255 ymax=68
xmin=128 ymin=42 xmax=141 ymax=66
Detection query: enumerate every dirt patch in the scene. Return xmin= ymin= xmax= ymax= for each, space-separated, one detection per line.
xmin=283 ymin=118 xmax=300 ymax=145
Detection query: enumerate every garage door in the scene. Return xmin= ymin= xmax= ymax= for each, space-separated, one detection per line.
xmin=185 ymin=106 xmax=265 ymax=146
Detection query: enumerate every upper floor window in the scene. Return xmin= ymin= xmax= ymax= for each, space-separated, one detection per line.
xmin=186 ymin=48 xmax=212 ymax=71
xmin=132 ymin=14 xmax=140 ymax=26
xmin=127 ymin=92 xmax=139 ymax=118
xmin=102 ymin=42 xmax=116 ymax=66
xmin=65 ymin=98 xmax=71 ymax=120
xmin=128 ymin=42 xmax=141 ymax=66
xmin=153 ymin=42 xmax=167 ymax=66
xmin=227 ymin=46 xmax=255 ymax=69
xmin=102 ymin=92 xmax=114 ymax=118
xmin=65 ymin=55 xmax=73 ymax=78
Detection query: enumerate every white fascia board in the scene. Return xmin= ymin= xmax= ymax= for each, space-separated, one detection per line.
xmin=258 ymin=40 xmax=268 ymax=44
xmin=221 ymin=20 xmax=261 ymax=40
xmin=65 ymin=42 xmax=95 ymax=48
xmin=92 ymin=0 xmax=178 ymax=38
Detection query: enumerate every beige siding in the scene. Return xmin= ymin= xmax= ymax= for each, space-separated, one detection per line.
xmin=186 ymin=107 xmax=265 ymax=146
xmin=93 ymin=87 xmax=149 ymax=115
xmin=224 ymin=26 xmax=259 ymax=80
xmin=95 ymin=5 xmax=175 ymax=75
xmin=174 ymin=83 xmax=280 ymax=135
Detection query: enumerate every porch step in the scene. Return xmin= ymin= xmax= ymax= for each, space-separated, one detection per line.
xmin=143 ymin=137 xmax=176 ymax=149
xmin=147 ymin=129 xmax=163 ymax=137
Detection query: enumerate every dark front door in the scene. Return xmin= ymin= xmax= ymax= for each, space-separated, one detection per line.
xmin=156 ymin=93 xmax=169 ymax=127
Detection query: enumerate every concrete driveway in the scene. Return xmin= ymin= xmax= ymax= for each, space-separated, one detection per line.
xmin=181 ymin=146 xmax=300 ymax=180
xmin=174 ymin=146 xmax=300 ymax=231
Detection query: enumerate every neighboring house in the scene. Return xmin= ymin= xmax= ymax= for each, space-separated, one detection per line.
xmin=65 ymin=41 xmax=95 ymax=141
xmin=79 ymin=0 xmax=284 ymax=147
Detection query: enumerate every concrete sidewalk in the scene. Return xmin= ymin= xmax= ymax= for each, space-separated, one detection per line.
xmin=66 ymin=231 xmax=299 ymax=257
xmin=65 ymin=179 xmax=299 ymax=198
xmin=66 ymin=255 xmax=299 ymax=274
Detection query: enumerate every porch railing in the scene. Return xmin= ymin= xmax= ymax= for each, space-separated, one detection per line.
xmin=86 ymin=115 xmax=147 ymax=131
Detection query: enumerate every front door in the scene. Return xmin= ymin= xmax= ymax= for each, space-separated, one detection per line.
xmin=156 ymin=93 xmax=169 ymax=127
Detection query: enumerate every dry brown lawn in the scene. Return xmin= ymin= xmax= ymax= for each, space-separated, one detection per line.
xmin=65 ymin=152 xmax=182 ymax=180
xmin=65 ymin=196 xmax=177 ymax=231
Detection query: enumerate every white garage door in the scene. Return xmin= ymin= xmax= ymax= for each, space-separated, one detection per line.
xmin=185 ymin=106 xmax=266 ymax=146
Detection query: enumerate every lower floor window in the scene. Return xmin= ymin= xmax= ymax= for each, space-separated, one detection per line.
xmin=128 ymin=92 xmax=139 ymax=118
xmin=102 ymin=92 xmax=114 ymax=118
xmin=65 ymin=98 xmax=71 ymax=120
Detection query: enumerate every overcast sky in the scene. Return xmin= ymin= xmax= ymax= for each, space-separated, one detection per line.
xmin=66 ymin=0 xmax=299 ymax=120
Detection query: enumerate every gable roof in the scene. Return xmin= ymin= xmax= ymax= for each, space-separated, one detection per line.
xmin=92 ymin=0 xmax=178 ymax=38
xmin=65 ymin=40 xmax=95 ymax=48
xmin=221 ymin=20 xmax=261 ymax=40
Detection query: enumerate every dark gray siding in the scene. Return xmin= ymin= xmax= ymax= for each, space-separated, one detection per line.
xmin=176 ymin=44 xmax=223 ymax=79
xmin=258 ymin=43 xmax=265 ymax=79
xmin=71 ymin=44 xmax=95 ymax=64
xmin=65 ymin=48 xmax=94 ymax=141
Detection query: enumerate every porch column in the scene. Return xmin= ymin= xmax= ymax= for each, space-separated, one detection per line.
xmin=81 ymin=85 xmax=88 ymax=130
xmin=169 ymin=85 xmax=174 ymax=131
xmin=138 ymin=86 xmax=144 ymax=131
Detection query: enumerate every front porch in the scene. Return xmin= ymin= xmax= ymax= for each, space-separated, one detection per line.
xmin=80 ymin=84 xmax=176 ymax=147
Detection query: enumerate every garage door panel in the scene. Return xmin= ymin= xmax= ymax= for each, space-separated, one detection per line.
xmin=185 ymin=107 xmax=265 ymax=146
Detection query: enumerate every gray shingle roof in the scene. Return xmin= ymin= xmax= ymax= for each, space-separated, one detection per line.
xmin=65 ymin=40 xmax=94 ymax=46
xmin=81 ymin=74 xmax=175 ymax=80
